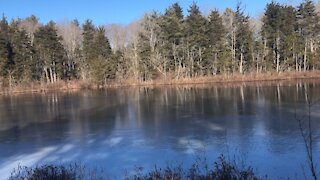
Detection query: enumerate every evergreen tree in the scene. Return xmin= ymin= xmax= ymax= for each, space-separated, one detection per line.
xmin=159 ymin=3 xmax=184 ymax=73
xmin=137 ymin=32 xmax=153 ymax=81
xmin=297 ymin=0 xmax=319 ymax=70
xmin=82 ymin=19 xmax=96 ymax=61
xmin=136 ymin=12 xmax=162 ymax=80
xmin=8 ymin=20 xmax=33 ymax=84
xmin=185 ymin=2 xmax=209 ymax=76
xmin=279 ymin=5 xmax=297 ymax=71
xmin=262 ymin=2 xmax=298 ymax=72
xmin=81 ymin=19 xmax=96 ymax=80
xmin=0 ymin=16 xmax=9 ymax=80
xmin=222 ymin=8 xmax=237 ymax=72
xmin=34 ymin=21 xmax=65 ymax=83
xmin=92 ymin=27 xmax=112 ymax=59
xmin=90 ymin=26 xmax=114 ymax=85
xmin=0 ymin=15 xmax=17 ymax=87
xmin=206 ymin=10 xmax=230 ymax=74
xmin=234 ymin=3 xmax=253 ymax=74
xmin=113 ymin=49 xmax=126 ymax=79
xmin=262 ymin=2 xmax=283 ymax=72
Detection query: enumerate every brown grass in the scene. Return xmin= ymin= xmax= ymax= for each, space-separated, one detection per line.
xmin=1 ymin=70 xmax=320 ymax=95
xmin=106 ymin=70 xmax=320 ymax=87
xmin=0 ymin=80 xmax=91 ymax=95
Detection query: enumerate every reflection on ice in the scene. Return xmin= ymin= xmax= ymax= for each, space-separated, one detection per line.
xmin=0 ymin=81 xmax=320 ymax=179
xmin=131 ymin=139 xmax=146 ymax=147
xmin=57 ymin=144 xmax=74 ymax=154
xmin=87 ymin=139 xmax=95 ymax=144
xmin=0 ymin=147 xmax=58 ymax=178
xmin=207 ymin=122 xmax=224 ymax=131
xmin=103 ymin=137 xmax=123 ymax=147
xmin=179 ymin=138 xmax=206 ymax=154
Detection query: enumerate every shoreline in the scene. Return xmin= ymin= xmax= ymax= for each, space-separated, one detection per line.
xmin=1 ymin=71 xmax=320 ymax=95
xmin=110 ymin=71 xmax=320 ymax=87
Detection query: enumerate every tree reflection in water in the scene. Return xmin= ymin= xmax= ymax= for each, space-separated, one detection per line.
xmin=0 ymin=80 xmax=319 ymax=179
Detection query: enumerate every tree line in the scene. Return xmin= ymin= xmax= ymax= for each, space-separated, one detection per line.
xmin=0 ymin=0 xmax=320 ymax=87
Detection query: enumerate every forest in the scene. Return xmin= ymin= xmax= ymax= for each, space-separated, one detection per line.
xmin=0 ymin=0 xmax=320 ymax=88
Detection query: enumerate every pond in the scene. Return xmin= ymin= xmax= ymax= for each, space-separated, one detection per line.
xmin=0 ymin=81 xmax=320 ymax=179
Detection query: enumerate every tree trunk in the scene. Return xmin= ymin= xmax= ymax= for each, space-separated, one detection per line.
xmin=263 ymin=37 xmax=267 ymax=71
xmin=256 ymin=53 xmax=259 ymax=73
xmin=54 ymin=72 xmax=57 ymax=83
xmin=198 ymin=47 xmax=203 ymax=75
xmin=8 ymin=70 xmax=13 ymax=89
xmin=304 ymin=40 xmax=307 ymax=71
xmin=49 ymin=67 xmax=53 ymax=83
xmin=163 ymin=56 xmax=167 ymax=80
xmin=191 ymin=51 xmax=194 ymax=78
xmin=295 ymin=55 xmax=298 ymax=72
xmin=239 ymin=51 xmax=243 ymax=74
xmin=310 ymin=39 xmax=314 ymax=70
xmin=293 ymin=42 xmax=297 ymax=72
xmin=214 ymin=52 xmax=217 ymax=75
xmin=133 ymin=44 xmax=139 ymax=80
xmin=276 ymin=35 xmax=280 ymax=73
xmin=232 ymin=31 xmax=236 ymax=73
xmin=252 ymin=50 xmax=255 ymax=73
xmin=276 ymin=53 xmax=280 ymax=73
xmin=44 ymin=67 xmax=50 ymax=83
xmin=173 ymin=43 xmax=177 ymax=79
xmin=310 ymin=39 xmax=314 ymax=53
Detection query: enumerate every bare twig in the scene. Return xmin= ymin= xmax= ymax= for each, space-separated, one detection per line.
xmin=296 ymin=88 xmax=318 ymax=180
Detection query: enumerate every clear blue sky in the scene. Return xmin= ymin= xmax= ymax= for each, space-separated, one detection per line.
xmin=0 ymin=0 xmax=302 ymax=25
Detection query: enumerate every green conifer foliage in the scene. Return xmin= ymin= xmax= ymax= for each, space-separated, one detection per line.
xmin=33 ymin=21 xmax=65 ymax=83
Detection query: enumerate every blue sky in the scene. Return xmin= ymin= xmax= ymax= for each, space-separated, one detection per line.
xmin=0 ymin=0 xmax=302 ymax=25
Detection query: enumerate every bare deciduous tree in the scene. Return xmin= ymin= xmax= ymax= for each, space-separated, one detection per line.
xmin=57 ymin=20 xmax=83 ymax=79
xmin=19 ymin=15 xmax=40 ymax=44
xmin=105 ymin=24 xmax=127 ymax=51
xmin=125 ymin=20 xmax=143 ymax=80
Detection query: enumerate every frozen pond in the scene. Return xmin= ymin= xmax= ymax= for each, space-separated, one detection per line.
xmin=0 ymin=81 xmax=320 ymax=179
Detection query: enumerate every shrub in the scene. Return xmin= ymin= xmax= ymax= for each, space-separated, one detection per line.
xmin=9 ymin=155 xmax=258 ymax=180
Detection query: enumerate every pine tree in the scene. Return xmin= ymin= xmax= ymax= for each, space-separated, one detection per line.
xmin=0 ymin=15 xmax=14 ymax=87
xmin=222 ymin=8 xmax=237 ymax=72
xmin=81 ymin=19 xmax=96 ymax=80
xmin=113 ymin=49 xmax=126 ymax=79
xmin=34 ymin=21 xmax=65 ymax=83
xmin=262 ymin=2 xmax=283 ymax=72
xmin=159 ymin=3 xmax=184 ymax=74
xmin=82 ymin=19 xmax=96 ymax=60
xmin=8 ymin=20 xmax=33 ymax=84
xmin=90 ymin=26 xmax=114 ymax=85
xmin=234 ymin=3 xmax=253 ymax=74
xmin=279 ymin=5 xmax=297 ymax=71
xmin=185 ymin=2 xmax=209 ymax=76
xmin=0 ymin=16 xmax=9 ymax=80
xmin=297 ymin=0 xmax=319 ymax=70
xmin=137 ymin=32 xmax=153 ymax=81
xmin=262 ymin=2 xmax=298 ymax=72
xmin=92 ymin=27 xmax=111 ymax=59
xmin=206 ymin=10 xmax=229 ymax=74
xmin=136 ymin=12 xmax=162 ymax=80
